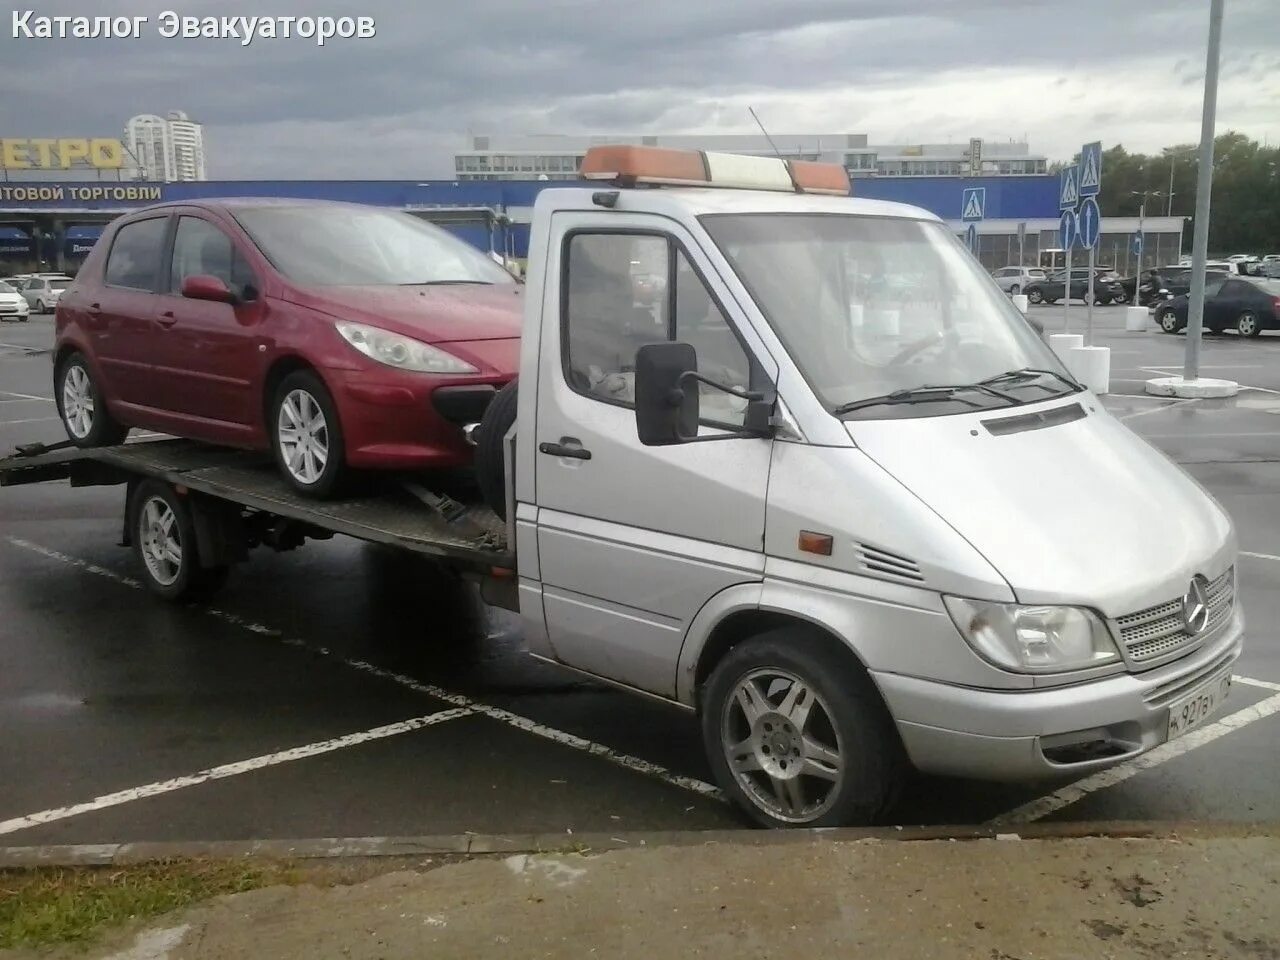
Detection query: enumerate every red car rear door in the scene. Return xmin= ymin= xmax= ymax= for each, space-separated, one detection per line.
xmin=91 ymin=214 xmax=170 ymax=408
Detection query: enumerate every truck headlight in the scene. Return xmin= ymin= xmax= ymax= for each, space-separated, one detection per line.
xmin=944 ymin=597 xmax=1120 ymax=673
xmin=336 ymin=321 xmax=477 ymax=375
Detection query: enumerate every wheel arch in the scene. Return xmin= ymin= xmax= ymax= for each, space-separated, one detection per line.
xmin=677 ymin=583 xmax=886 ymax=719
xmin=261 ymin=354 xmax=322 ymax=430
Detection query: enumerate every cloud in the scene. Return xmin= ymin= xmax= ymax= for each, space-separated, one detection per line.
xmin=4 ymin=0 xmax=1278 ymax=178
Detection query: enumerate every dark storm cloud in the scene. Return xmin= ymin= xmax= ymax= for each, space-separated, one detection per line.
xmin=4 ymin=0 xmax=1278 ymax=177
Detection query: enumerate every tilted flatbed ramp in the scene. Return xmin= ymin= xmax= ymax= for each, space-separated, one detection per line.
xmin=0 ymin=439 xmax=512 ymax=568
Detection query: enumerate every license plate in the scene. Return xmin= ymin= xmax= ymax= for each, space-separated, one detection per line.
xmin=1167 ymin=672 xmax=1232 ymax=740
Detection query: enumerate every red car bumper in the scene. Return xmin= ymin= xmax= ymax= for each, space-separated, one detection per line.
xmin=326 ymin=338 xmax=518 ymax=470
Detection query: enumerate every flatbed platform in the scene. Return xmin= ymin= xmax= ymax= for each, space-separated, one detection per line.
xmin=0 ymin=439 xmax=512 ymax=568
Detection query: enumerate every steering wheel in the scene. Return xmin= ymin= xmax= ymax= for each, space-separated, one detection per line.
xmin=886 ymin=330 xmax=946 ymax=366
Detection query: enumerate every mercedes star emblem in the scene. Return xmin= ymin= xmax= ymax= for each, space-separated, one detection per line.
xmin=1182 ymin=576 xmax=1210 ymax=635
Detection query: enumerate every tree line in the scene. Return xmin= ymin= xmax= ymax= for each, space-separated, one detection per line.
xmin=1051 ymin=133 xmax=1279 ymax=256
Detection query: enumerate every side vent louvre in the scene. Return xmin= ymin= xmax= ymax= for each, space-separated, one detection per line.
xmin=855 ymin=543 xmax=925 ymax=584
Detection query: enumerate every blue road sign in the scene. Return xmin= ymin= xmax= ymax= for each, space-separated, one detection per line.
xmin=1058 ymin=210 xmax=1077 ymax=250
xmin=961 ymin=187 xmax=985 ymax=222
xmin=1131 ymin=233 xmax=1144 ymax=256
xmin=1059 ymin=166 xmax=1079 ymax=210
xmin=965 ymin=223 xmax=977 ymax=252
xmin=1078 ymin=197 xmax=1101 ymax=249
xmin=1079 ymin=141 xmax=1102 ymax=197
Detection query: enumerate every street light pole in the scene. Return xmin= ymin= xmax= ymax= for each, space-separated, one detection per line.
xmin=1184 ymin=0 xmax=1224 ymax=383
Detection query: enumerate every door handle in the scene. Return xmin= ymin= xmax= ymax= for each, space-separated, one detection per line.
xmin=539 ymin=439 xmax=592 ymax=461
xmin=87 ymin=302 xmax=102 ymax=315
xmin=157 ymin=311 xmax=177 ymax=328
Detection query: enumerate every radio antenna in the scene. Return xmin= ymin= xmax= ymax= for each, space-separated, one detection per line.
xmin=749 ymin=107 xmax=785 ymax=160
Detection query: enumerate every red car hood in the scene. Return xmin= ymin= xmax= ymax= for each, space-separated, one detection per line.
xmin=282 ymin=283 xmax=524 ymax=344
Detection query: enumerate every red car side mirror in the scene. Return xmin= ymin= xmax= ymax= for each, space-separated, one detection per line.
xmin=181 ymin=274 xmax=235 ymax=303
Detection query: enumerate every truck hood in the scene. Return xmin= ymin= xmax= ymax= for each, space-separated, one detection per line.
xmin=845 ymin=398 xmax=1235 ymax=617
xmin=282 ymin=283 xmax=523 ymax=344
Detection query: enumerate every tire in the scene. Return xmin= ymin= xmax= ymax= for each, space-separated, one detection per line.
xmin=129 ymin=480 xmax=229 ymax=602
xmin=1081 ymin=292 xmax=1093 ymax=306
xmin=1009 ymin=284 xmax=1021 ymax=297
xmin=1237 ymin=311 xmax=1262 ymax=338
xmin=55 ymin=352 xmax=128 ymax=447
xmin=270 ymin=370 xmax=346 ymax=498
xmin=36 ymin=299 xmax=47 ymax=314
xmin=1026 ymin=288 xmax=1043 ymax=304
xmin=1113 ymin=291 xmax=1128 ymax=305
xmin=700 ymin=630 xmax=906 ymax=829
xmin=1158 ymin=308 xmax=1182 ymax=334
xmin=473 ymin=380 xmax=517 ymax=519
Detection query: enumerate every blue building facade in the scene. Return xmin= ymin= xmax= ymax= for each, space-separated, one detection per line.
xmin=0 ymin=175 xmax=1064 ymax=270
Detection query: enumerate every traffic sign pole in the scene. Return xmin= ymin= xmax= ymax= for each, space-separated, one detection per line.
xmin=1087 ymin=244 xmax=1095 ymax=345
xmin=1063 ymin=245 xmax=1071 ymax=334
xmin=1185 ymin=0 xmax=1223 ymax=383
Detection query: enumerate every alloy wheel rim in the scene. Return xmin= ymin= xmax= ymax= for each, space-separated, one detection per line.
xmin=1240 ymin=314 xmax=1257 ymax=335
xmin=278 ymin=389 xmax=329 ymax=485
xmin=139 ymin=497 xmax=182 ymax=586
xmin=721 ymin=668 xmax=845 ymax=824
xmin=1162 ymin=311 xmax=1177 ymax=331
xmin=61 ymin=365 xmax=95 ymax=439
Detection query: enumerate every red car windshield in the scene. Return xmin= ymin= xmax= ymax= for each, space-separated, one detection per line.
xmin=233 ymin=205 xmax=516 ymax=288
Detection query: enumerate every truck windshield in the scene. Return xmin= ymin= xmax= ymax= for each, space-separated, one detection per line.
xmin=233 ymin=205 xmax=515 ymax=288
xmin=702 ymin=213 xmax=1072 ymax=417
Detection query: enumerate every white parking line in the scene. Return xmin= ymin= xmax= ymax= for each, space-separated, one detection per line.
xmin=0 ymin=391 xmax=54 ymax=402
xmin=1242 ymin=551 xmax=1280 ymax=563
xmin=2 ymin=535 xmax=724 ymax=802
xmin=0 ymin=709 xmax=471 ymax=838
xmin=988 ymin=682 xmax=1280 ymax=826
xmin=0 ymin=417 xmax=59 ymax=426
xmin=1118 ymin=398 xmax=1199 ymax=421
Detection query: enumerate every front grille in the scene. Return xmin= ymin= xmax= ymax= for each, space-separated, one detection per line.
xmin=1117 ymin=567 xmax=1234 ymax=665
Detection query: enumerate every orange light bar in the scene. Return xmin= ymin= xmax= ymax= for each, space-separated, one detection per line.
xmin=580 ymin=144 xmax=850 ymax=196
xmin=580 ymin=145 xmax=709 ymax=187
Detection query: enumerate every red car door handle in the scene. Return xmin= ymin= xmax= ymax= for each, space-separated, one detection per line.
xmin=157 ymin=311 xmax=177 ymax=327
xmin=87 ymin=302 xmax=102 ymax=315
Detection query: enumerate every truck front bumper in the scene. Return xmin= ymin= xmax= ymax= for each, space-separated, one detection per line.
xmin=874 ymin=611 xmax=1244 ymax=781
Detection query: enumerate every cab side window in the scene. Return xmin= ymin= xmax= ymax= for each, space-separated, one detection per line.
xmin=562 ymin=232 xmax=752 ymax=427
xmin=104 ymin=217 xmax=167 ymax=291
xmin=170 ymin=216 xmax=256 ymax=299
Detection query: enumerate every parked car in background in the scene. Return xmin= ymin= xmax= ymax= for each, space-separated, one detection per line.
xmin=54 ymin=199 xmax=523 ymax=497
xmin=19 ymin=275 xmax=73 ymax=313
xmin=0 ymin=279 xmax=31 ymax=322
xmin=1154 ymin=276 xmax=1280 ymax=337
xmin=990 ymin=265 xmax=1046 ymax=296
xmin=1023 ymin=268 xmax=1124 ymax=305
xmin=1259 ymin=261 xmax=1280 ymax=279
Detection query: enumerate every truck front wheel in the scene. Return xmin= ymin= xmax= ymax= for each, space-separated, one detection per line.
xmin=130 ymin=480 xmax=229 ymax=602
xmin=701 ymin=630 xmax=905 ymax=828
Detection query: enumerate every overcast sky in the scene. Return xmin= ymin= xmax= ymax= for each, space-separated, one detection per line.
xmin=7 ymin=0 xmax=1279 ymax=179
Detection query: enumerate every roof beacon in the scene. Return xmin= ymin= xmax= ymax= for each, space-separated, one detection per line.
xmin=579 ymin=145 xmax=850 ymax=196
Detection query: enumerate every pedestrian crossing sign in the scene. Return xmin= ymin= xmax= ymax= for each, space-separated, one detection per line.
xmin=961 ymin=187 xmax=985 ymax=222
xmin=1059 ymin=166 xmax=1079 ymax=210
xmin=1079 ymin=141 xmax=1102 ymax=197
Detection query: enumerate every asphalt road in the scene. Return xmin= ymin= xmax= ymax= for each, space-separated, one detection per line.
xmin=1 ymin=306 xmax=1278 ymax=846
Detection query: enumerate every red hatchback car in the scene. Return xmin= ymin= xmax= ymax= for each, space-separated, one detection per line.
xmin=54 ymin=199 xmax=522 ymax=496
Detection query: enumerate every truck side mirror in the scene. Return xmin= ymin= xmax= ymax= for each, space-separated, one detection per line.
xmin=634 ymin=341 xmax=699 ymax=445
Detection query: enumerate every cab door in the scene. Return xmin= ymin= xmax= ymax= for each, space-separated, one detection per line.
xmin=531 ymin=211 xmax=777 ymax=697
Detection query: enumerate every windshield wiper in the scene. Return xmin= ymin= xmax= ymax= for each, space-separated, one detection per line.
xmin=399 ymin=279 xmax=495 ymax=286
xmin=832 ymin=383 xmax=1012 ymax=416
xmin=978 ymin=367 xmax=1080 ymax=391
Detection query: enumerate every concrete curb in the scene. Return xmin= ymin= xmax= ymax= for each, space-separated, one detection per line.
xmin=4 ymin=821 xmax=1279 ymax=868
